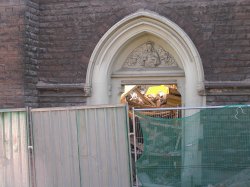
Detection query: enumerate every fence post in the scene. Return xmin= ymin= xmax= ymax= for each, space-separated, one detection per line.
xmin=132 ymin=107 xmax=139 ymax=187
xmin=181 ymin=109 xmax=202 ymax=187
xmin=125 ymin=104 xmax=133 ymax=187
xmin=26 ymin=107 xmax=36 ymax=187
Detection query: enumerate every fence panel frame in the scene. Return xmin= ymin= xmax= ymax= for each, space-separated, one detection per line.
xmin=0 ymin=108 xmax=30 ymax=187
xmin=31 ymin=104 xmax=132 ymax=187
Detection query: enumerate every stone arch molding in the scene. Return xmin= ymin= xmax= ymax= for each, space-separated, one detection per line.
xmin=86 ymin=9 xmax=205 ymax=106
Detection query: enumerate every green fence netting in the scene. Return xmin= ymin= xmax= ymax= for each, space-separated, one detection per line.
xmin=135 ymin=106 xmax=250 ymax=187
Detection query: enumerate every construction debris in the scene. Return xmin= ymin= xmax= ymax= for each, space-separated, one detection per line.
xmin=121 ymin=85 xmax=181 ymax=109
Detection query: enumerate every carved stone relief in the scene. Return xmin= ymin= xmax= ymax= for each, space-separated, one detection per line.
xmin=123 ymin=41 xmax=178 ymax=68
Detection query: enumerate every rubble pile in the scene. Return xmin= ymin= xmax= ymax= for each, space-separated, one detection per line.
xmin=121 ymin=85 xmax=181 ymax=109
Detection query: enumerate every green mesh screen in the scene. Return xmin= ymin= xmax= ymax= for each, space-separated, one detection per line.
xmin=135 ymin=106 xmax=250 ymax=187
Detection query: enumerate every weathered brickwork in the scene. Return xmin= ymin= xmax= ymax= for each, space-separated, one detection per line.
xmin=24 ymin=0 xmax=40 ymax=107
xmin=0 ymin=0 xmax=250 ymax=108
xmin=37 ymin=0 xmax=250 ymax=106
xmin=0 ymin=1 xmax=26 ymax=108
xmin=38 ymin=89 xmax=87 ymax=107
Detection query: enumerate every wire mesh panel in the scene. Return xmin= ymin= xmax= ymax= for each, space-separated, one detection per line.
xmin=200 ymin=106 xmax=250 ymax=186
xmin=133 ymin=106 xmax=250 ymax=187
xmin=136 ymin=114 xmax=182 ymax=186
xmin=0 ymin=109 xmax=29 ymax=187
xmin=132 ymin=109 xmax=181 ymax=157
xmin=130 ymin=108 xmax=181 ymax=186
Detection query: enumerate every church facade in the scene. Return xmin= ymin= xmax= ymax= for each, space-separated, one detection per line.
xmin=1 ymin=0 xmax=250 ymax=108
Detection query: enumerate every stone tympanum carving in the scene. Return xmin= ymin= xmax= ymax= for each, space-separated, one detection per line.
xmin=123 ymin=41 xmax=178 ymax=68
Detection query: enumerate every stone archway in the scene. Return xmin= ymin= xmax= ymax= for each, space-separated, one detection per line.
xmin=86 ymin=9 xmax=205 ymax=107
xmin=86 ymin=10 xmax=206 ymax=186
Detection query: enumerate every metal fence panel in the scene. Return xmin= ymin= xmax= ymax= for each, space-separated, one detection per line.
xmin=31 ymin=105 xmax=131 ymax=187
xmin=0 ymin=109 xmax=29 ymax=187
xmin=32 ymin=109 xmax=81 ymax=187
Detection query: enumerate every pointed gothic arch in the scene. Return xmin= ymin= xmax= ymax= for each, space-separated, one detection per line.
xmin=86 ymin=10 xmax=205 ymax=106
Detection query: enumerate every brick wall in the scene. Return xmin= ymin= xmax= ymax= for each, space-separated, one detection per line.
xmin=37 ymin=0 xmax=250 ymax=106
xmin=24 ymin=0 xmax=40 ymax=107
xmin=0 ymin=0 xmax=26 ymax=108
xmin=1 ymin=0 xmax=249 ymax=107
